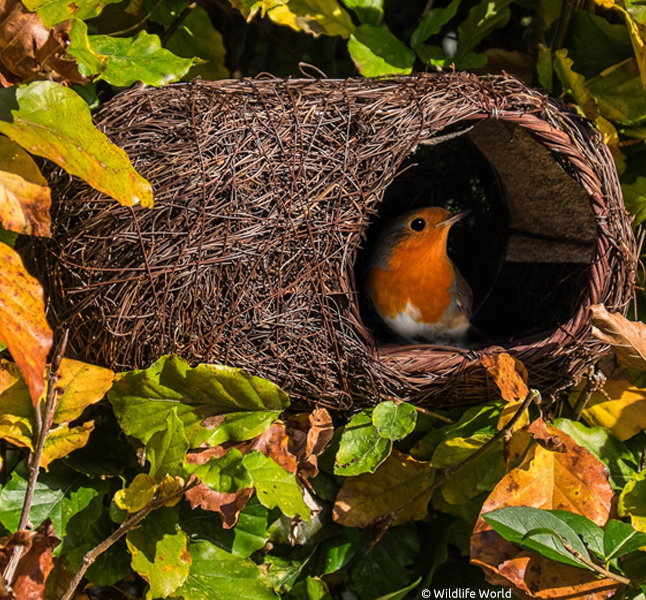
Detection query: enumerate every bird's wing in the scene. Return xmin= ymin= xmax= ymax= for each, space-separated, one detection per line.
xmin=453 ymin=265 xmax=473 ymax=319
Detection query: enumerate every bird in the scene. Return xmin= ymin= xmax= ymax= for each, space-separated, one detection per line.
xmin=367 ymin=206 xmax=476 ymax=346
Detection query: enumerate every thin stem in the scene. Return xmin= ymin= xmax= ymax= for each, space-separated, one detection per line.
xmin=59 ymin=482 xmax=194 ymax=600
xmin=107 ymin=0 xmax=163 ymax=36
xmin=161 ymin=2 xmax=197 ymax=47
xmin=414 ymin=406 xmax=455 ymax=424
xmin=421 ymin=0 xmax=435 ymax=20
xmin=572 ymin=367 xmax=605 ymax=421
xmin=560 ymin=540 xmax=631 ymax=586
xmin=550 ymin=0 xmax=579 ymax=50
xmin=369 ymin=390 xmax=539 ymax=536
xmin=3 ymin=332 xmax=68 ymax=588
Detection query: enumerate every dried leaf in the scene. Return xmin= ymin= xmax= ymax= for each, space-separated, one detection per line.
xmin=0 ymin=136 xmax=51 ymax=237
xmin=251 ymin=422 xmax=298 ymax=474
xmin=0 ymin=0 xmax=85 ymax=86
xmin=590 ymin=304 xmax=646 ymax=370
xmin=185 ymin=483 xmax=254 ymax=529
xmin=481 ymin=353 xmax=528 ymax=402
xmin=333 ymin=449 xmax=434 ymax=528
xmin=471 ymin=420 xmax=616 ymax=599
xmin=0 ymin=243 xmax=52 ymax=405
xmin=0 ymin=520 xmax=59 ymax=600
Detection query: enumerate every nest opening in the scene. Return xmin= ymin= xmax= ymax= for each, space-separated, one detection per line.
xmin=356 ymin=121 xmax=596 ymax=350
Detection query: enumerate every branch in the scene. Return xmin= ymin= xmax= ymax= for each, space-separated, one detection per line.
xmin=2 ymin=332 xmax=68 ymax=589
xmin=59 ymin=480 xmax=196 ymax=600
xmin=415 ymin=406 xmax=455 ymax=424
xmin=572 ymin=367 xmax=606 ymax=421
xmin=560 ymin=540 xmax=631 ymax=587
xmin=368 ymin=390 xmax=539 ymax=542
xmin=161 ymin=2 xmax=197 ymax=47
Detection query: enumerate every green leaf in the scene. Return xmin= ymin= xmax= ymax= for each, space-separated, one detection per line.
xmin=604 ymin=519 xmax=646 ymax=560
xmin=286 ymin=577 xmax=332 ymax=600
xmin=623 ymin=177 xmax=646 ymax=225
xmin=268 ymin=0 xmax=355 ymax=38
xmin=68 ymin=20 xmax=201 ymax=87
xmin=588 ymin=59 xmax=646 ymax=126
xmin=263 ymin=545 xmax=316 ymax=592
xmin=174 ymin=540 xmax=279 ymax=600
xmin=109 ymin=355 xmax=289 ymax=448
xmin=127 ymin=506 xmax=191 ymax=600
xmin=189 ymin=448 xmax=252 ymax=493
xmin=242 ymin=451 xmax=310 ymax=520
xmin=553 ymin=49 xmax=598 ymax=119
xmin=307 ymin=527 xmax=361 ymax=575
xmin=334 ymin=410 xmax=392 ymax=476
xmin=164 ymin=6 xmax=229 ymax=81
xmin=565 ymin=10 xmax=634 ymax=79
xmin=457 ymin=0 xmax=512 ymax=56
xmin=0 ymin=82 xmax=153 ymax=208
xmin=411 ymin=0 xmax=459 ymax=47
xmin=147 ymin=408 xmax=189 ymax=482
xmin=553 ymin=418 xmax=638 ymax=489
xmin=180 ymin=496 xmax=273 ymax=558
xmin=372 ymin=401 xmax=417 ymax=441
xmin=375 ymin=578 xmax=422 ymax=600
xmin=619 ymin=468 xmax=646 ymax=534
xmin=547 ymin=510 xmax=605 ymax=558
xmin=342 ymin=0 xmax=383 ymax=26
xmin=483 ymin=507 xmax=593 ymax=569
xmin=348 ymin=525 xmax=420 ymax=600
xmin=0 ymin=461 xmax=104 ymax=555
xmin=348 ymin=24 xmax=416 ymax=77
xmin=536 ymin=44 xmax=553 ymax=91
xmin=22 ymin=0 xmax=122 ymax=26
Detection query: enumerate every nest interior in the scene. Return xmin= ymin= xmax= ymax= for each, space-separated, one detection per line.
xmin=32 ymin=73 xmax=638 ymax=409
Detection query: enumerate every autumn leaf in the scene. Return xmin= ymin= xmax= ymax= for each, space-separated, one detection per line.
xmin=114 ymin=473 xmax=157 ymax=513
xmin=481 ymin=353 xmax=529 ymax=402
xmin=268 ymin=0 xmax=355 ymax=38
xmin=0 ymin=136 xmax=51 ymax=237
xmin=471 ymin=419 xmax=616 ymax=599
xmin=333 ymin=449 xmax=434 ymax=528
xmin=0 ymin=520 xmax=59 ymax=600
xmin=618 ymin=468 xmax=646 ymax=534
xmin=590 ymin=304 xmax=646 ymax=370
xmin=41 ymin=421 xmax=94 ymax=471
xmin=185 ymin=484 xmax=254 ymax=529
xmin=0 ymin=0 xmax=85 ymax=86
xmin=251 ymin=422 xmax=298 ymax=474
xmin=0 ymin=243 xmax=52 ymax=405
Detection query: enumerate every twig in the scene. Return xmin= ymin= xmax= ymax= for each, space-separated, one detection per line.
xmin=421 ymin=0 xmax=435 ymax=20
xmin=560 ymin=540 xmax=631 ymax=586
xmin=572 ymin=367 xmax=606 ymax=421
xmin=414 ymin=406 xmax=455 ymax=424
xmin=161 ymin=2 xmax=197 ymax=47
xmin=369 ymin=390 xmax=539 ymax=539
xmin=59 ymin=481 xmax=195 ymax=600
xmin=3 ymin=332 xmax=68 ymax=588
xmin=550 ymin=0 xmax=579 ymax=50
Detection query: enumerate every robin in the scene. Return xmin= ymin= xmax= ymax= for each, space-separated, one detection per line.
xmin=367 ymin=206 xmax=476 ymax=346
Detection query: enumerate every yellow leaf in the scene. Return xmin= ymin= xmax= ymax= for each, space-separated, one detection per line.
xmin=0 ymin=243 xmax=52 ymax=405
xmin=157 ymin=475 xmax=185 ymax=507
xmin=576 ymin=377 xmax=646 ymax=441
xmin=115 ymin=473 xmax=157 ymax=513
xmin=268 ymin=0 xmax=354 ymax=38
xmin=497 ymin=399 xmax=530 ymax=431
xmin=480 ymin=353 xmax=528 ymax=402
xmin=0 ymin=360 xmax=34 ymax=449
xmin=618 ymin=468 xmax=646 ymax=535
xmin=40 ymin=421 xmax=94 ymax=471
xmin=54 ymin=359 xmax=114 ymax=423
xmin=553 ymin=49 xmax=599 ymax=119
xmin=332 ymin=449 xmax=434 ymax=528
xmin=595 ymin=117 xmax=626 ymax=175
xmin=0 ymin=136 xmax=51 ymax=237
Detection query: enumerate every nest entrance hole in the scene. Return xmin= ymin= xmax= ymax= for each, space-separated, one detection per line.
xmin=357 ymin=120 xmax=596 ymax=347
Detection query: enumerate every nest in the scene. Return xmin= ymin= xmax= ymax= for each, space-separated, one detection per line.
xmin=31 ymin=72 xmax=638 ymax=409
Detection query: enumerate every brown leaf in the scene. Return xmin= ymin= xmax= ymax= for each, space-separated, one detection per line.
xmin=0 ymin=137 xmax=51 ymax=237
xmin=528 ymin=419 xmax=567 ymax=453
xmin=185 ymin=481 xmax=253 ymax=529
xmin=306 ymin=408 xmax=334 ymax=458
xmin=0 ymin=520 xmax=59 ymax=600
xmin=590 ymin=304 xmax=646 ymax=370
xmin=481 ymin=353 xmax=529 ymax=402
xmin=471 ymin=420 xmax=616 ymax=600
xmin=0 ymin=0 xmax=85 ymax=86
xmin=0 ymin=244 xmax=52 ymax=405
xmin=252 ymin=422 xmax=298 ymax=474
xmin=333 ymin=450 xmax=435 ymax=528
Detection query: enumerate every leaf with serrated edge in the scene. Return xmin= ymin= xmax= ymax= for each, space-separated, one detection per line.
xmin=127 ymin=506 xmax=190 ymax=600
xmin=334 ymin=410 xmax=392 ymax=476
xmin=0 ymin=81 xmax=153 ymax=208
xmin=333 ymin=449 xmax=434 ymax=528
xmin=0 ymin=136 xmax=51 ymax=236
xmin=0 ymin=243 xmax=52 ymax=404
xmin=242 ymin=451 xmax=310 ymax=520
xmin=471 ymin=419 xmax=616 ymax=600
xmin=174 ymin=540 xmax=278 ymax=600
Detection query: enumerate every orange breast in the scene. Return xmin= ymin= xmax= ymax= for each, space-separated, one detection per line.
xmin=369 ymin=237 xmax=455 ymax=324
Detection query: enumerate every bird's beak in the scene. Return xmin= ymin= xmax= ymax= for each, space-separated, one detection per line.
xmin=440 ymin=210 xmax=470 ymax=228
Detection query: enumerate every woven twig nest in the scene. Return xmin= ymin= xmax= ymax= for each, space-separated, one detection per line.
xmin=34 ymin=72 xmax=638 ymax=409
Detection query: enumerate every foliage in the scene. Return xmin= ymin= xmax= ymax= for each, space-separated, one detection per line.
xmin=1 ymin=0 xmax=646 ymax=599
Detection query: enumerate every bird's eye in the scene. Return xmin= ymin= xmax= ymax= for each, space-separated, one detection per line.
xmin=410 ymin=218 xmax=426 ymax=231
